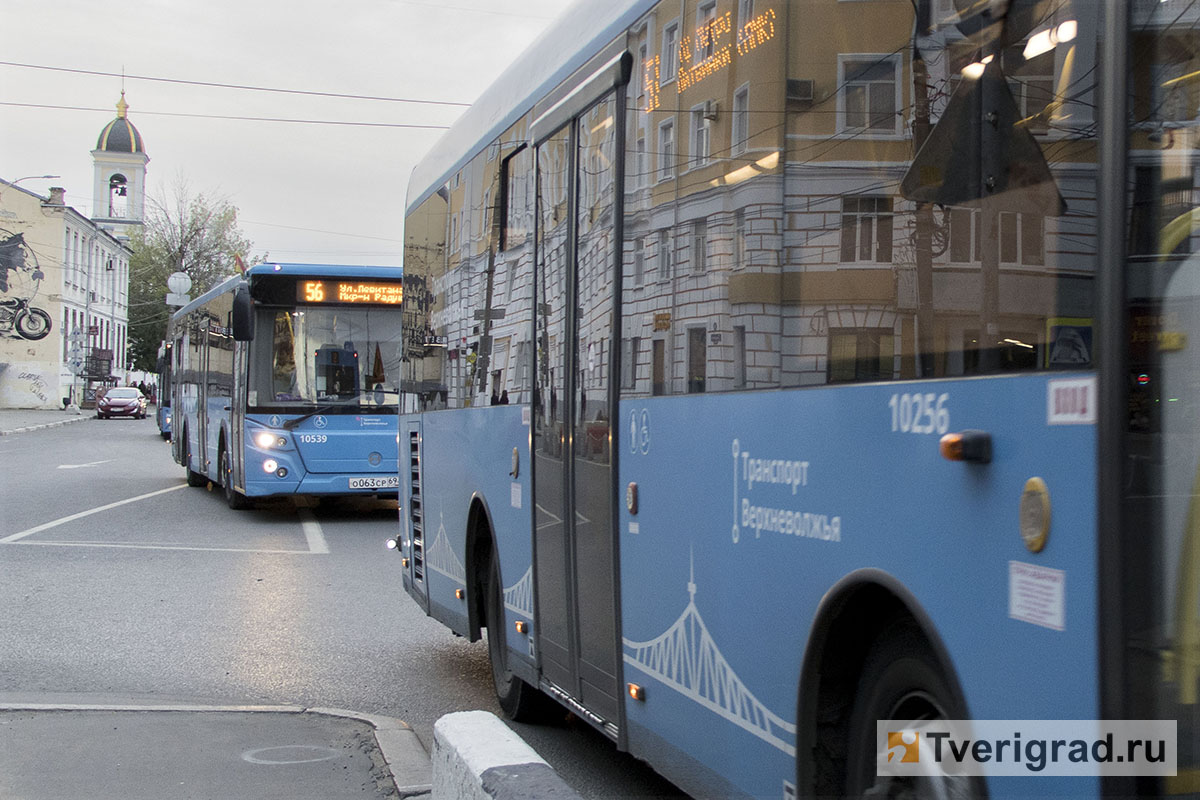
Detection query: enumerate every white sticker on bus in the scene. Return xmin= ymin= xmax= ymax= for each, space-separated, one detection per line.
xmin=1047 ymin=376 xmax=1096 ymax=425
xmin=1008 ymin=561 xmax=1065 ymax=631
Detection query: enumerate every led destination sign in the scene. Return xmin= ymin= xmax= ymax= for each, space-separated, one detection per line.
xmin=298 ymin=280 xmax=404 ymax=305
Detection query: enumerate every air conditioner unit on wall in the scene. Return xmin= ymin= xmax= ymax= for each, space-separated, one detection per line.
xmin=703 ymin=100 xmax=720 ymax=121
xmin=787 ymin=79 xmax=815 ymax=108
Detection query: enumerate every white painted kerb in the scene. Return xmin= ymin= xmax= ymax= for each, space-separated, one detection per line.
xmin=433 ymin=710 xmax=546 ymax=799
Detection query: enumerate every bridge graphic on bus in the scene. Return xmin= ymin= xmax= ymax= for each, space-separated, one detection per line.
xmin=428 ymin=518 xmax=534 ymax=620
xmin=621 ymin=559 xmax=797 ymax=757
xmin=503 ymin=567 xmax=534 ymax=617
xmin=428 ymin=511 xmax=466 ymax=584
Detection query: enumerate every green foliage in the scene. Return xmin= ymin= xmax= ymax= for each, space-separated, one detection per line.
xmin=127 ymin=181 xmax=257 ymax=371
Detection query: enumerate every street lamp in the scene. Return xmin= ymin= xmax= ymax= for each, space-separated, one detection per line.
xmin=10 ymin=174 xmax=60 ymax=186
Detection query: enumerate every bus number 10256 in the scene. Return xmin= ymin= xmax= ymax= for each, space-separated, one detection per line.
xmin=889 ymin=392 xmax=950 ymax=435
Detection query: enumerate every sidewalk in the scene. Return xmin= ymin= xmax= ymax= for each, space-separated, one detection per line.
xmin=0 ymin=700 xmax=432 ymax=800
xmin=0 ymin=407 xmax=97 ymax=436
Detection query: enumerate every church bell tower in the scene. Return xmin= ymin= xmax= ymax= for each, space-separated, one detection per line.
xmin=91 ymin=92 xmax=149 ymax=242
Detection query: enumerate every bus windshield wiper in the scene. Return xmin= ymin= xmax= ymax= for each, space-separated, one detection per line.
xmin=280 ymin=390 xmax=370 ymax=430
xmin=282 ymin=404 xmax=340 ymax=430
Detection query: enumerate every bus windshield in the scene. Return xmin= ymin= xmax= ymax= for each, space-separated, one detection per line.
xmin=248 ymin=305 xmax=403 ymax=411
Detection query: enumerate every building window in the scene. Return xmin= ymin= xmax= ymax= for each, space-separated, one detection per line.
xmin=690 ymin=105 xmax=711 ymax=168
xmin=840 ymin=196 xmax=894 ymax=263
xmin=500 ymin=145 xmax=532 ymax=250
xmin=658 ymin=119 xmax=675 ymax=181
xmin=633 ymin=236 xmax=646 ymax=286
xmin=948 ymin=207 xmax=979 ymax=263
xmin=692 ymin=219 xmax=708 ymax=274
xmin=734 ymin=209 xmax=747 ymax=269
xmin=829 ymin=328 xmax=895 ymax=383
xmin=697 ymin=2 xmax=717 ymax=63
xmin=687 ymin=327 xmax=707 ymax=393
xmin=840 ymin=55 xmax=900 ymax=133
xmin=732 ymin=85 xmax=750 ymax=155
xmin=739 ymin=0 xmax=755 ymax=26
xmin=621 ymin=337 xmax=640 ymax=389
xmin=999 ymin=212 xmax=1045 ymax=266
xmin=662 ymin=21 xmax=679 ymax=84
xmin=658 ymin=229 xmax=674 ymax=281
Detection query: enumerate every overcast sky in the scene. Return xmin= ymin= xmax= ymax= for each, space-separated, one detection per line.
xmin=1 ymin=0 xmax=574 ymax=267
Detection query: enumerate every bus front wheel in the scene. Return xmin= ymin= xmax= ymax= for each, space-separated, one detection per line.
xmin=844 ymin=621 xmax=981 ymax=799
xmin=485 ymin=548 xmax=550 ymax=722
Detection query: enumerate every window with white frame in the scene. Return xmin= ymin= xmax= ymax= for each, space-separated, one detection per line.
xmin=662 ymin=21 xmax=679 ymax=84
xmin=690 ymin=105 xmax=710 ymax=168
xmin=697 ymin=2 xmax=717 ymax=62
xmin=692 ymin=219 xmax=708 ymax=273
xmin=839 ymin=55 xmax=900 ymax=133
xmin=732 ymin=84 xmax=750 ymax=155
xmin=658 ymin=229 xmax=673 ymax=281
xmin=840 ymin=196 xmax=894 ymax=263
xmin=734 ymin=208 xmax=747 ymax=269
xmin=633 ymin=236 xmax=646 ymax=286
xmin=738 ymin=0 xmax=754 ymax=26
xmin=659 ymin=119 xmax=675 ymax=181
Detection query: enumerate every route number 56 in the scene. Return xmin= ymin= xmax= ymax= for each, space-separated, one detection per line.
xmin=889 ymin=392 xmax=949 ymax=435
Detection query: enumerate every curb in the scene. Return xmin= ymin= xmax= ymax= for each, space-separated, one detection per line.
xmin=0 ymin=701 xmax=432 ymax=798
xmin=433 ymin=710 xmax=582 ymax=800
xmin=0 ymin=415 xmax=94 ymax=436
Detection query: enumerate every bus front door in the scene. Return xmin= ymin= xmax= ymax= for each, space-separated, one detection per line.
xmin=533 ymin=89 xmax=621 ymax=729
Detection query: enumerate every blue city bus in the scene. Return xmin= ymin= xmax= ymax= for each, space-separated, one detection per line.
xmin=170 ymin=262 xmax=403 ymax=509
xmin=394 ymin=1 xmax=1196 ymax=796
xmin=155 ymin=340 xmax=172 ymax=441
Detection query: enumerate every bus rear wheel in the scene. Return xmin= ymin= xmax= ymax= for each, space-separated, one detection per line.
xmin=845 ymin=622 xmax=981 ymax=799
xmin=220 ymin=447 xmax=251 ymax=510
xmin=485 ymin=548 xmax=550 ymax=722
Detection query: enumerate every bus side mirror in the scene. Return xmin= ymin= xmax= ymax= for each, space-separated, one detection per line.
xmin=232 ymin=283 xmax=254 ymax=341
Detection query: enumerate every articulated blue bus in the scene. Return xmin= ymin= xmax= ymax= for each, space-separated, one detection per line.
xmin=395 ymin=1 xmax=1196 ymax=796
xmin=170 ymin=263 xmax=403 ymax=508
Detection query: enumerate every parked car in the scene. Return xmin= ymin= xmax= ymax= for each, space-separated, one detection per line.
xmin=97 ymin=387 xmax=147 ymax=419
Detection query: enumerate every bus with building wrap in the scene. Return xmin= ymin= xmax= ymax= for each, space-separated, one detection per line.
xmin=170 ymin=262 xmax=403 ymax=508
xmin=392 ymin=0 xmax=1200 ymax=796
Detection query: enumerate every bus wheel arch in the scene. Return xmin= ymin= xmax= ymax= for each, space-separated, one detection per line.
xmin=466 ymin=495 xmax=551 ymax=722
xmin=796 ymin=569 xmax=976 ymax=798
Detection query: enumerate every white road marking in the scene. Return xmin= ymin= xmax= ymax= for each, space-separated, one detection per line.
xmin=299 ymin=508 xmax=329 ymax=554
xmin=0 ymin=484 xmax=189 ymax=543
xmin=56 ymin=460 xmax=114 ymax=470
xmin=11 ymin=541 xmax=313 ymax=554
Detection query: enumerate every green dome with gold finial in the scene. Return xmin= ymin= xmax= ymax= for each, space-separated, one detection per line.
xmin=96 ymin=93 xmax=145 ymax=154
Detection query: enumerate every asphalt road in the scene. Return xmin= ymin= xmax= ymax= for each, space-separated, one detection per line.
xmin=0 ymin=416 xmax=685 ymax=799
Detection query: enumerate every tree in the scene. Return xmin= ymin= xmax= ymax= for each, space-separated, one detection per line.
xmin=127 ymin=179 xmax=256 ymax=371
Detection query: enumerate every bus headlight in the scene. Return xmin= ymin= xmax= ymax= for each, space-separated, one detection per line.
xmin=263 ymin=459 xmax=278 ymax=473
xmin=256 ymin=432 xmax=287 ymax=449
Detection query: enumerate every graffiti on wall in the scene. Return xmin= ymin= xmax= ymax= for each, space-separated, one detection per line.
xmin=0 ymin=230 xmax=53 ymax=341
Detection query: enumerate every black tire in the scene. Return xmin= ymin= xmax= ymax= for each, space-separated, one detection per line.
xmin=15 ymin=308 xmax=51 ymax=340
xmin=184 ymin=429 xmax=206 ymax=487
xmin=845 ymin=622 xmax=982 ymax=799
xmin=486 ymin=548 xmax=551 ymax=722
xmin=220 ymin=448 xmax=251 ymax=509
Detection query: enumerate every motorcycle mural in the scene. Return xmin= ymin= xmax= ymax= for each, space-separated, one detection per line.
xmin=0 ymin=231 xmax=53 ymax=341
